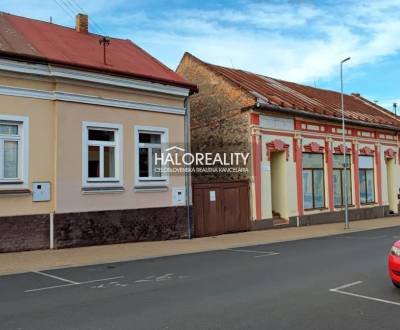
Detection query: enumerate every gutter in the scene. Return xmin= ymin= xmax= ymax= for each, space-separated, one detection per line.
xmin=245 ymin=102 xmax=400 ymax=132
xmin=184 ymin=97 xmax=192 ymax=239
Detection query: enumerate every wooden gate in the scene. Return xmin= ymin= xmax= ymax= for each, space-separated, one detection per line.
xmin=192 ymin=181 xmax=250 ymax=237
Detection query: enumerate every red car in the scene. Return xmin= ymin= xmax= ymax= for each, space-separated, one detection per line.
xmin=389 ymin=241 xmax=400 ymax=288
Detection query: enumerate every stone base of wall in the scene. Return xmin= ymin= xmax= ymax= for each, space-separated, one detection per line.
xmin=250 ymin=218 xmax=295 ymax=230
xmin=54 ymin=206 xmax=189 ymax=249
xmin=289 ymin=205 xmax=389 ymax=226
xmin=251 ymin=206 xmax=392 ymax=230
xmin=0 ymin=206 xmax=189 ymax=253
xmin=0 ymin=214 xmax=49 ymax=252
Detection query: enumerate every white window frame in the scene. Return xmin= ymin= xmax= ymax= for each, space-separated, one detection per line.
xmin=0 ymin=114 xmax=29 ymax=189
xmin=82 ymin=121 xmax=123 ymax=188
xmin=134 ymin=125 xmax=169 ymax=187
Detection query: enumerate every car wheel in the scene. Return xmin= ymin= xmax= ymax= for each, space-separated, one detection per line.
xmin=392 ymin=281 xmax=400 ymax=288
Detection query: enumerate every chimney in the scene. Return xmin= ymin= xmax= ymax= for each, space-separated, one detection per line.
xmin=75 ymin=13 xmax=88 ymax=33
xmin=352 ymin=93 xmax=361 ymax=97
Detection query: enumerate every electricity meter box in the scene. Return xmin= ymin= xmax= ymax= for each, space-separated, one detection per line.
xmin=32 ymin=182 xmax=51 ymax=202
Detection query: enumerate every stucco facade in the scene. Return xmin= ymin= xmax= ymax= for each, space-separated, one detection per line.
xmin=0 ymin=11 xmax=200 ymax=252
xmin=0 ymin=66 xmax=193 ymax=251
xmin=0 ymin=65 xmax=195 ymax=249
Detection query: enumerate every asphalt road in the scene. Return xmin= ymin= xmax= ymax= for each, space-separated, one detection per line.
xmin=1 ymin=226 xmax=400 ymax=330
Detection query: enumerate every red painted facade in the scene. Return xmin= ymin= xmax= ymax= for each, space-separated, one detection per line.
xmin=251 ymin=115 xmax=398 ymax=220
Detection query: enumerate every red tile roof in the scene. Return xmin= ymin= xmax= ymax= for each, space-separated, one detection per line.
xmin=187 ymin=53 xmax=399 ymax=129
xmin=0 ymin=12 xmax=196 ymax=91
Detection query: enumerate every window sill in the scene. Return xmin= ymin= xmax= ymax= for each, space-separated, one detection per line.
xmin=304 ymin=207 xmax=328 ymax=214
xmin=81 ymin=186 xmax=125 ymax=194
xmin=360 ymin=202 xmax=377 ymax=207
xmin=134 ymin=186 xmax=168 ymax=193
xmin=0 ymin=189 xmax=31 ymax=197
xmin=0 ymin=181 xmax=24 ymax=185
xmin=334 ymin=204 xmax=355 ymax=208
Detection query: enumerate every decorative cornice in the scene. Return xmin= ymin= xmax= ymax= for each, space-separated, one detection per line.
xmin=333 ymin=144 xmax=352 ymax=154
xmin=359 ymin=146 xmax=374 ymax=156
xmin=303 ymin=141 xmax=324 ymax=153
xmin=384 ymin=148 xmax=396 ymax=160
xmin=266 ymin=139 xmax=290 ymax=161
xmin=0 ymin=59 xmax=190 ymax=97
xmin=0 ymin=85 xmax=186 ymax=115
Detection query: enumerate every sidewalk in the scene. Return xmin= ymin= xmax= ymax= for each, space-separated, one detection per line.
xmin=1 ymin=217 xmax=399 ymax=275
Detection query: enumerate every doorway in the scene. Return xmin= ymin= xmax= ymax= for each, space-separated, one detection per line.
xmin=270 ymin=151 xmax=288 ymax=222
xmin=192 ymin=181 xmax=250 ymax=237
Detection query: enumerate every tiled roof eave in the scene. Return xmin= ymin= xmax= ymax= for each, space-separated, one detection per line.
xmin=247 ymin=103 xmax=400 ymax=132
xmin=0 ymin=50 xmax=198 ymax=92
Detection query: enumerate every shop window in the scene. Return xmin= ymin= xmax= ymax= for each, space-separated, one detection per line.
xmin=359 ymin=156 xmax=375 ymax=204
xmin=302 ymin=153 xmax=325 ymax=209
xmin=333 ymin=154 xmax=352 ymax=207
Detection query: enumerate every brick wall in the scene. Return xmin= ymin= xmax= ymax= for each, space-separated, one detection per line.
xmin=0 ymin=214 xmax=49 ymax=252
xmin=54 ymin=206 xmax=189 ymax=249
xmin=177 ymin=54 xmax=254 ymax=183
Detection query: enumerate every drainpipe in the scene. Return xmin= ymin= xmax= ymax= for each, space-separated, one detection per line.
xmin=184 ymin=97 xmax=192 ymax=239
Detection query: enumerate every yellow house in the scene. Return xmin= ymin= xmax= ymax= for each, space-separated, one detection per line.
xmin=0 ymin=12 xmax=196 ymax=252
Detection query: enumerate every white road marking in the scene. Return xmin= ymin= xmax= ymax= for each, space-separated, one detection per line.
xmin=33 ymin=271 xmax=79 ymax=284
xmin=227 ymin=248 xmax=276 ymax=254
xmin=25 ymin=275 xmax=124 ymax=293
xmin=254 ymin=252 xmax=280 ymax=258
xmin=156 ymin=273 xmax=174 ymax=281
xmin=226 ymin=248 xmax=280 ymax=258
xmin=330 ymin=281 xmax=400 ymax=307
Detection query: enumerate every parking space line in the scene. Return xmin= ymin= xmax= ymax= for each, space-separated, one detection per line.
xmin=330 ymin=281 xmax=363 ymax=291
xmin=329 ymin=281 xmax=400 ymax=307
xmin=33 ymin=271 xmax=79 ymax=285
xmin=254 ymin=252 xmax=280 ymax=258
xmin=226 ymin=249 xmax=275 ymax=254
xmin=25 ymin=275 xmax=124 ymax=293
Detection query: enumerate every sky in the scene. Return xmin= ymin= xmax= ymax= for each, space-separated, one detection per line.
xmin=2 ymin=0 xmax=400 ymax=112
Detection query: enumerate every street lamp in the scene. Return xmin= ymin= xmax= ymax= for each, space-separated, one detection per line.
xmin=341 ymin=57 xmax=351 ymax=229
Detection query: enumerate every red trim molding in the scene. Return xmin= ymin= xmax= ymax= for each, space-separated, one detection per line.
xmin=359 ymin=146 xmax=374 ymax=155
xmin=266 ymin=139 xmax=290 ymax=161
xmin=303 ymin=142 xmax=324 ymax=153
xmin=325 ymin=141 xmax=334 ymax=211
xmin=333 ymin=144 xmax=351 ymax=154
xmin=375 ymin=145 xmax=382 ymax=205
xmin=295 ymin=138 xmax=304 ymax=216
xmin=352 ymin=142 xmax=360 ymax=208
xmin=250 ymin=113 xmax=260 ymax=126
xmin=252 ymin=135 xmax=262 ymax=220
xmin=259 ymin=130 xmax=295 ymax=137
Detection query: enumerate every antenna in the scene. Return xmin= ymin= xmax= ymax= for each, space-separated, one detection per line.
xmin=229 ymin=58 xmax=235 ymax=69
xmin=99 ymin=36 xmax=111 ymax=65
xmin=393 ymin=102 xmax=397 ymax=116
